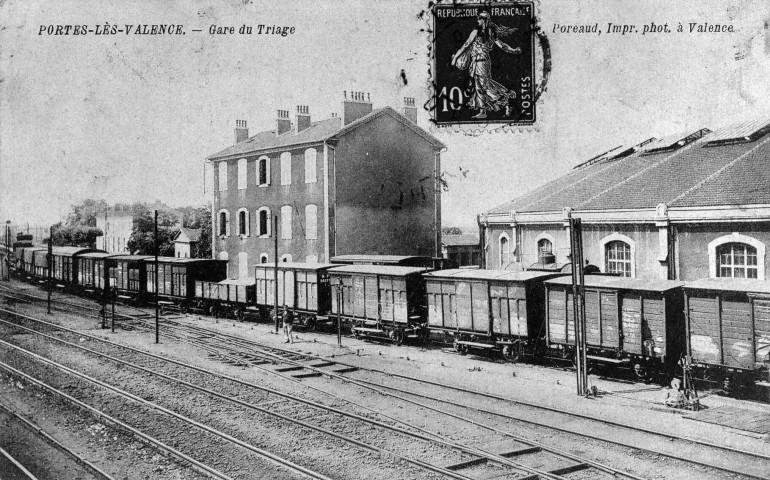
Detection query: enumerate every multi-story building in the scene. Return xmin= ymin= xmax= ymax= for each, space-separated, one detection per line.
xmin=479 ymin=119 xmax=770 ymax=282
xmin=174 ymin=227 xmax=201 ymax=258
xmin=95 ymin=206 xmax=133 ymax=253
xmin=206 ymin=93 xmax=446 ymax=279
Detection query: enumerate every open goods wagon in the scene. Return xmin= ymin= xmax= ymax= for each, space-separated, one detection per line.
xmin=544 ymin=275 xmax=685 ymax=379
xmin=425 ymin=269 xmax=566 ymax=357
xmin=328 ymin=264 xmax=430 ymax=344
xmin=194 ymin=277 xmax=256 ymax=318
xmin=146 ymin=258 xmax=227 ymax=311
xmin=683 ymin=279 xmax=770 ymax=394
xmin=254 ymin=262 xmax=335 ymax=328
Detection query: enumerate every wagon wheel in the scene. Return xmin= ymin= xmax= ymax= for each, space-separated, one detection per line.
xmin=181 ymin=302 xmax=190 ymax=314
xmin=391 ymin=329 xmax=405 ymax=346
xmin=234 ymin=307 xmax=244 ymax=321
xmin=306 ymin=316 xmax=317 ymax=331
xmin=502 ymin=344 xmax=521 ymax=364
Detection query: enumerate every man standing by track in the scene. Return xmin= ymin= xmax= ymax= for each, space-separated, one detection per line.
xmin=282 ymin=304 xmax=294 ymax=344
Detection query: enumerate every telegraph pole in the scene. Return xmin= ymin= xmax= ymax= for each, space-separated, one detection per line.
xmin=154 ymin=210 xmax=159 ymax=344
xmin=569 ymin=215 xmax=588 ymax=395
xmin=5 ymin=221 xmax=10 ymax=281
xmin=47 ymin=225 xmax=53 ymax=314
xmin=273 ymin=213 xmax=279 ymax=334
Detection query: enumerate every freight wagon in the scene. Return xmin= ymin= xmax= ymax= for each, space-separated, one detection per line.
xmin=544 ymin=275 xmax=685 ymax=379
xmin=328 ymin=264 xmax=430 ymax=344
xmin=425 ymin=269 xmax=566 ymax=358
xmin=77 ymin=252 xmax=120 ymax=294
xmin=330 ymin=254 xmax=457 ymax=270
xmin=194 ymin=277 xmax=256 ymax=319
xmin=683 ymin=279 xmax=770 ymax=393
xmin=254 ymin=262 xmax=335 ymax=328
xmin=146 ymin=258 xmax=227 ymax=311
xmin=107 ymin=255 xmax=152 ymax=302
xmin=51 ymin=247 xmax=101 ymax=288
xmin=20 ymin=247 xmax=45 ymax=278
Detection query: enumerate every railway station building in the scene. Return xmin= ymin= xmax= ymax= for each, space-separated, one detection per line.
xmin=206 ymin=94 xmax=445 ymax=279
xmin=478 ymin=118 xmax=770 ymax=282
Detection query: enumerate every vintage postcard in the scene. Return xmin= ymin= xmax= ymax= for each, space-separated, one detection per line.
xmin=0 ymin=1 xmax=769 ymax=479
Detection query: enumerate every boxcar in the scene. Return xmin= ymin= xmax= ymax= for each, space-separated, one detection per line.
xmin=77 ymin=252 xmax=120 ymax=293
xmin=254 ymin=262 xmax=335 ymax=327
xmin=683 ymin=279 xmax=770 ymax=391
xmin=146 ymin=258 xmax=227 ymax=309
xmin=544 ymin=275 xmax=685 ymax=377
xmin=107 ymin=255 xmax=152 ymax=301
xmin=51 ymin=247 xmax=101 ymax=287
xmin=328 ymin=264 xmax=430 ymax=344
xmin=425 ymin=269 xmax=566 ymax=357
xmin=20 ymin=247 xmax=45 ymax=278
xmin=31 ymin=249 xmax=51 ymax=279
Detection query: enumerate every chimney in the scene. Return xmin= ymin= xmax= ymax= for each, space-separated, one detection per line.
xmin=276 ymin=110 xmax=291 ymax=136
xmin=234 ymin=119 xmax=248 ymax=143
xmin=296 ymin=105 xmax=311 ymax=133
xmin=342 ymin=90 xmax=373 ymax=125
xmin=402 ymin=97 xmax=417 ymax=124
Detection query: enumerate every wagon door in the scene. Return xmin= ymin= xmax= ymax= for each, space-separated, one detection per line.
xmin=687 ymin=292 xmax=721 ymax=365
xmin=508 ymin=283 xmax=528 ymax=337
xmin=455 ymin=282 xmax=472 ymax=331
xmin=284 ymin=270 xmax=295 ymax=308
xmin=379 ymin=277 xmax=394 ymax=322
xmin=172 ymin=266 xmax=186 ymax=297
xmin=297 ymin=271 xmax=308 ymax=311
xmin=392 ymin=277 xmax=408 ymax=324
xmin=753 ymin=298 xmax=770 ymax=366
xmin=426 ymin=281 xmax=444 ymax=328
xmin=621 ymin=294 xmax=643 ymax=354
xmin=471 ymin=281 xmax=490 ymax=334
xmin=583 ymin=290 xmax=602 ymax=346
xmin=720 ymin=296 xmax=753 ymax=369
xmin=642 ymin=295 xmax=667 ymax=358
xmin=441 ymin=282 xmax=457 ymax=329
xmin=490 ymin=283 xmax=509 ymax=336
xmin=364 ymin=275 xmax=379 ymax=320
xmin=599 ymin=291 xmax=620 ymax=348
xmin=547 ymin=286 xmax=568 ymax=344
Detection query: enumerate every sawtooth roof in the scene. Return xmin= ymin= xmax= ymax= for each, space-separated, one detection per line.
xmin=488 ymin=120 xmax=770 ymax=214
xmin=207 ymin=107 xmax=445 ymax=161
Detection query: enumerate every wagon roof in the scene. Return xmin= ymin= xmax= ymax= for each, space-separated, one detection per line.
xmin=330 ymin=254 xmax=431 ymax=265
xmin=110 ymin=255 xmax=154 ymax=261
xmin=425 ymin=269 xmax=567 ymax=282
xmin=544 ymin=274 xmax=684 ymax=292
xmin=328 ymin=265 xmax=430 ymax=276
xmin=78 ymin=252 xmax=122 ymax=259
xmin=146 ymin=257 xmax=224 ymax=265
xmin=52 ymin=246 xmax=100 ymax=257
xmin=254 ymin=262 xmax=337 ymax=271
xmin=684 ymin=278 xmax=770 ymax=294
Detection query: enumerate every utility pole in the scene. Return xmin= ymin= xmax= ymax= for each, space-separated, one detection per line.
xmin=569 ymin=215 xmax=588 ymax=395
xmin=273 ymin=212 xmax=279 ymax=334
xmin=154 ymin=210 xmax=159 ymax=344
xmin=47 ymin=225 xmax=53 ymax=314
xmin=5 ymin=221 xmax=10 ymax=281
xmin=336 ymin=281 xmax=343 ymax=347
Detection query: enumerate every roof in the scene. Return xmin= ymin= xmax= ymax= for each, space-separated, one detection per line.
xmin=109 ymin=255 xmax=153 ymax=261
xmin=488 ymin=119 xmax=770 ymax=214
xmin=328 ymin=265 xmax=430 ymax=276
xmin=330 ymin=254 xmax=431 ymax=265
xmin=544 ymin=275 xmax=684 ymax=292
xmin=219 ymin=277 xmax=256 ymax=286
xmin=425 ymin=268 xmax=563 ymax=282
xmin=207 ymin=107 xmax=444 ymax=161
xmin=441 ymin=234 xmax=479 ymax=247
xmin=146 ymin=257 xmax=224 ymax=265
xmin=175 ymin=228 xmax=201 ymax=243
xmin=78 ymin=252 xmax=122 ymax=259
xmin=51 ymin=247 xmax=100 ymax=257
xmin=254 ymin=262 xmax=337 ymax=271
xmin=684 ymin=278 xmax=770 ymax=294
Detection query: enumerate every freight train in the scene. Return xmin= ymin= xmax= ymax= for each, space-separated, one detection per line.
xmin=8 ymin=245 xmax=770 ymax=394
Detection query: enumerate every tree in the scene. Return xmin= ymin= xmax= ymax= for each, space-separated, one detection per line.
xmin=47 ymin=223 xmax=103 ymax=248
xmin=66 ymin=199 xmax=109 ymax=227
xmin=126 ymin=203 xmax=178 ymax=256
xmin=442 ymin=227 xmax=463 ymax=235
xmin=188 ymin=205 xmax=212 ymax=259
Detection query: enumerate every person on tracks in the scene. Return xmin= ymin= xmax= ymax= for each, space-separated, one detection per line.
xmin=282 ymin=304 xmax=294 ymax=344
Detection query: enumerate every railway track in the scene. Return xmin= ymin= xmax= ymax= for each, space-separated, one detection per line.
xmin=2 ymin=283 xmax=768 ymax=479
xmin=0 ymin=306 xmax=621 ymax=480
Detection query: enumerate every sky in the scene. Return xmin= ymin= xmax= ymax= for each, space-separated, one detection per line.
xmin=1 ymin=0 xmax=769 ymax=233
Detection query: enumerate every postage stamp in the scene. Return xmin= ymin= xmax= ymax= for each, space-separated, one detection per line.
xmin=430 ymin=1 xmax=543 ymax=129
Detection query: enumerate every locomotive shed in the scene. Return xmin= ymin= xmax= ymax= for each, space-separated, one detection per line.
xmin=0 ymin=279 xmax=768 ymax=480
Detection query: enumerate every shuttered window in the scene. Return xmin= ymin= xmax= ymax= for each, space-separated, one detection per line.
xmin=218 ymin=162 xmax=228 ymax=191
xmin=281 ymin=205 xmax=292 ymax=239
xmin=304 ymin=148 xmax=317 ymax=183
xmin=237 ymin=158 xmax=247 ymax=189
xmin=305 ymin=204 xmax=317 ymax=240
xmin=280 ymin=152 xmax=291 ymax=185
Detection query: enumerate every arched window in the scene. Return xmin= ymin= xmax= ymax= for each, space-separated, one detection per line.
xmin=280 ymin=152 xmax=292 ymax=185
xmin=281 ymin=205 xmax=292 ymax=239
xmin=281 ymin=254 xmax=293 ymax=262
xmin=218 ymin=210 xmax=230 ymax=237
xmin=260 ymin=253 xmax=269 ymax=264
xmin=538 ymin=239 xmax=552 ymax=255
xmin=237 ymin=208 xmax=249 ymax=236
xmin=217 ymin=162 xmax=228 ymax=191
xmin=499 ymin=233 xmax=510 ymax=268
xmin=605 ymin=241 xmax=632 ymax=277
xmin=305 ymin=204 xmax=317 ymax=240
xmin=717 ymin=243 xmax=758 ymax=279
xmin=304 ymin=148 xmax=317 ymax=183
xmin=257 ymin=207 xmax=271 ymax=237
xmin=237 ymin=158 xmax=247 ymax=189
xmin=257 ymin=155 xmax=270 ymax=186
xmin=238 ymin=252 xmax=248 ymax=278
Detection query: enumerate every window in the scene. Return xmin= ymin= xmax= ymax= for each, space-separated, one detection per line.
xmin=260 ymin=253 xmax=269 ymax=264
xmin=281 ymin=205 xmax=292 ymax=239
xmin=281 ymin=254 xmax=292 ymax=262
xmin=605 ymin=241 xmax=632 ymax=277
xmin=237 ymin=208 xmax=249 ymax=236
xmin=257 ymin=207 xmax=271 ymax=236
xmin=499 ymin=234 xmax=510 ymax=267
xmin=280 ymin=152 xmax=292 ymax=185
xmin=717 ymin=243 xmax=758 ymax=279
xmin=257 ymin=156 xmax=270 ymax=186
xmin=218 ymin=210 xmax=230 ymax=237
xmin=305 ymin=204 xmax=318 ymax=240
xmin=237 ymin=158 xmax=247 ymax=189
xmin=218 ymin=162 xmax=228 ymax=191
xmin=238 ymin=252 xmax=248 ymax=278
xmin=538 ymin=239 xmax=553 ymax=255
xmin=304 ymin=148 xmax=317 ymax=183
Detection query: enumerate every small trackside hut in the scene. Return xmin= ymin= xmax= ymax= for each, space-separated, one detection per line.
xmin=544 ymin=275 xmax=685 ymax=380
xmin=424 ymin=269 xmax=566 ymax=358
xmin=254 ymin=262 xmax=335 ymax=328
xmin=146 ymin=258 xmax=227 ymax=312
xmin=683 ymin=279 xmax=770 ymax=394
xmin=328 ymin=264 xmax=429 ymax=345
